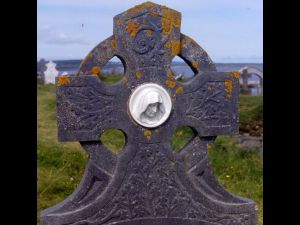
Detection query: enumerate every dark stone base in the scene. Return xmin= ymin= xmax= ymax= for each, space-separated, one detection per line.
xmin=109 ymin=218 xmax=220 ymax=225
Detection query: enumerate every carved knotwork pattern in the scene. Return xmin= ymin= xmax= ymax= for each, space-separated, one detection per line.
xmin=58 ymin=87 xmax=114 ymax=131
xmin=73 ymin=144 xmax=250 ymax=225
xmin=185 ymin=81 xmax=232 ymax=127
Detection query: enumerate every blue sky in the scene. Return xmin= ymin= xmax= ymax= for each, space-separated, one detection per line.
xmin=37 ymin=0 xmax=263 ymax=63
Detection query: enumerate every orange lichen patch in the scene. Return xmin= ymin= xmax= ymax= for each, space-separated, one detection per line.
xmin=126 ymin=5 xmax=143 ymax=14
xmin=145 ymin=30 xmax=153 ymax=37
xmin=111 ymin=39 xmax=117 ymax=49
xmin=91 ymin=66 xmax=101 ymax=76
xmin=162 ymin=7 xmax=181 ymax=32
xmin=165 ymin=41 xmax=171 ymax=49
xmin=172 ymin=11 xmax=181 ymax=28
xmin=58 ymin=76 xmax=70 ymax=86
xmin=162 ymin=7 xmax=171 ymax=18
xmin=135 ymin=71 xmax=142 ymax=79
xmin=176 ymin=86 xmax=183 ymax=94
xmin=144 ymin=130 xmax=152 ymax=140
xmin=162 ymin=18 xmax=172 ymax=35
xmin=166 ymin=80 xmax=176 ymax=88
xmin=126 ymin=20 xmax=141 ymax=37
xmin=116 ymin=18 xmax=122 ymax=26
xmin=143 ymin=1 xmax=155 ymax=8
xmin=127 ymin=2 xmax=155 ymax=14
xmin=192 ymin=61 xmax=199 ymax=69
xmin=167 ymin=71 xmax=174 ymax=79
xmin=171 ymin=40 xmax=181 ymax=56
xmin=224 ymin=80 xmax=233 ymax=97
xmin=230 ymin=71 xmax=241 ymax=79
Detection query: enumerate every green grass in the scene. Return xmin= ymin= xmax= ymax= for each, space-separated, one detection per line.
xmin=239 ymin=95 xmax=263 ymax=136
xmin=171 ymin=126 xmax=196 ymax=152
xmin=99 ymin=73 xmax=123 ymax=84
xmin=37 ymin=84 xmax=262 ymax=225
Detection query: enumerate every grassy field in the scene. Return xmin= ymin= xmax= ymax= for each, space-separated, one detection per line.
xmin=37 ymin=83 xmax=263 ymax=225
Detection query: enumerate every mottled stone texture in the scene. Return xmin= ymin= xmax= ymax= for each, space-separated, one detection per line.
xmin=40 ymin=2 xmax=258 ymax=225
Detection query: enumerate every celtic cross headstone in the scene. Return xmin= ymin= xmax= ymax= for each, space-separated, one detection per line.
xmin=41 ymin=2 xmax=258 ymax=225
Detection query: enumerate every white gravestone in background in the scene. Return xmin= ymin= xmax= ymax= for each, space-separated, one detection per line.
xmin=44 ymin=61 xmax=59 ymax=84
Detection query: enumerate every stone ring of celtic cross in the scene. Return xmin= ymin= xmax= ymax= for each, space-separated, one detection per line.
xmin=129 ymin=83 xmax=172 ymax=128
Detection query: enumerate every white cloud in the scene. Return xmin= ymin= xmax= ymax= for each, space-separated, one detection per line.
xmin=37 ymin=0 xmax=262 ymax=61
xmin=38 ymin=26 xmax=90 ymax=45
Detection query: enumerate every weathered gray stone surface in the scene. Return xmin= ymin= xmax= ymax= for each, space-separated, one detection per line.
xmin=40 ymin=2 xmax=258 ymax=225
xmin=233 ymin=134 xmax=262 ymax=150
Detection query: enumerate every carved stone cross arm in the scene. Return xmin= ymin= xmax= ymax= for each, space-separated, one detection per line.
xmin=176 ymin=71 xmax=240 ymax=137
xmin=56 ymin=75 xmax=130 ymax=142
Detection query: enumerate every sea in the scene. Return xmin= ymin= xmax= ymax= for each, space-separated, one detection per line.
xmin=41 ymin=60 xmax=263 ymax=95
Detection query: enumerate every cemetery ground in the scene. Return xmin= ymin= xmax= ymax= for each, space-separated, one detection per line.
xmin=37 ymin=83 xmax=263 ymax=225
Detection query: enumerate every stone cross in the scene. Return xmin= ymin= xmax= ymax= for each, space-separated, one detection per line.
xmin=41 ymin=2 xmax=257 ymax=225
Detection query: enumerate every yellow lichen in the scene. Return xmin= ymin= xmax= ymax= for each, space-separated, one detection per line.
xmin=144 ymin=130 xmax=152 ymax=140
xmin=165 ymin=41 xmax=171 ymax=49
xmin=111 ymin=39 xmax=116 ymax=49
xmin=162 ymin=18 xmax=172 ymax=35
xmin=167 ymin=71 xmax=174 ymax=79
xmin=192 ymin=61 xmax=199 ymax=69
xmin=91 ymin=66 xmax=101 ymax=76
xmin=127 ymin=2 xmax=155 ymax=14
xmin=166 ymin=80 xmax=176 ymax=88
xmin=58 ymin=76 xmax=70 ymax=86
xmin=176 ymin=86 xmax=183 ymax=94
xmin=116 ymin=19 xmax=122 ymax=26
xmin=161 ymin=7 xmax=181 ymax=34
xmin=231 ymin=71 xmax=241 ymax=79
xmin=127 ymin=5 xmax=143 ymax=14
xmin=172 ymin=11 xmax=181 ymax=28
xmin=126 ymin=19 xmax=141 ymax=37
xmin=135 ymin=71 xmax=142 ymax=79
xmin=143 ymin=1 xmax=155 ymax=8
xmin=172 ymin=40 xmax=181 ymax=56
xmin=224 ymin=80 xmax=233 ymax=97
xmin=162 ymin=7 xmax=172 ymax=18
xmin=145 ymin=30 xmax=153 ymax=36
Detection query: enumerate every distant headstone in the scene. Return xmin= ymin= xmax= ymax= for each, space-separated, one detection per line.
xmin=44 ymin=61 xmax=59 ymax=84
xmin=41 ymin=2 xmax=258 ymax=225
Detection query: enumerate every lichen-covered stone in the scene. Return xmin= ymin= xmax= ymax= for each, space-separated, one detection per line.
xmin=40 ymin=2 xmax=257 ymax=225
